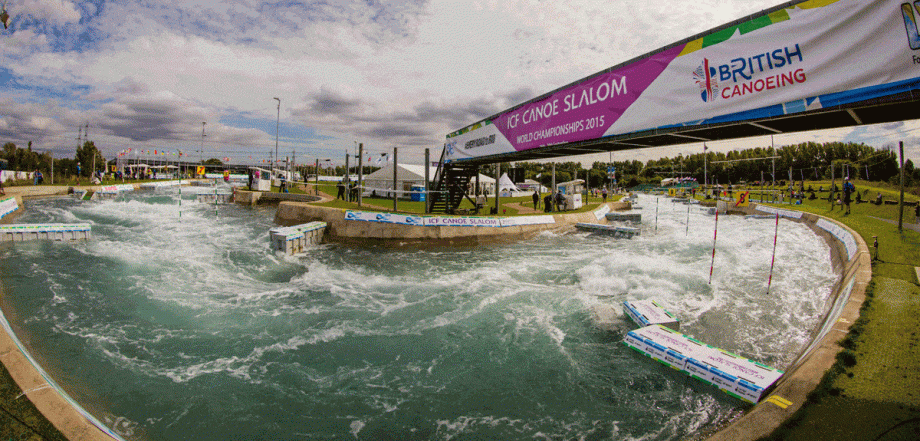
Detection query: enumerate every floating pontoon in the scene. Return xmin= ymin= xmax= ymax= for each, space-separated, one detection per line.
xmin=622 ymin=299 xmax=679 ymax=330
xmin=624 ymin=324 xmax=784 ymax=404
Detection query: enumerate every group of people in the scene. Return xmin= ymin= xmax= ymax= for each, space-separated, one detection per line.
xmin=336 ymin=181 xmax=360 ymax=200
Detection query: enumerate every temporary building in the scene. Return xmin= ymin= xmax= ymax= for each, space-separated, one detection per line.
xmin=497 ymin=173 xmax=520 ymax=192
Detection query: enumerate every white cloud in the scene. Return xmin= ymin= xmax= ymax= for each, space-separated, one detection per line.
xmin=17 ymin=0 xmax=82 ymax=26
xmin=3 ymin=0 xmax=917 ymax=167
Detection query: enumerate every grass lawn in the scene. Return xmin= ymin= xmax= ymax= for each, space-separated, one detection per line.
xmin=758 ymin=182 xmax=920 ymax=441
xmin=302 ymin=182 xmax=620 ymax=216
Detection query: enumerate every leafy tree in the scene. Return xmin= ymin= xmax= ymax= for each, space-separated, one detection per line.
xmin=75 ymin=141 xmax=105 ymax=176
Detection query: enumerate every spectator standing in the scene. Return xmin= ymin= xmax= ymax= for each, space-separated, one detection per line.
xmin=842 ymin=178 xmax=855 ymax=214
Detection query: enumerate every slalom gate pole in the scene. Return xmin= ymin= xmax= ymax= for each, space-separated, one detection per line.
xmin=179 ymin=181 xmax=182 ymax=218
xmin=655 ymin=198 xmax=659 ymax=233
xmin=709 ymin=208 xmax=719 ymax=284
xmin=767 ymin=212 xmax=779 ymax=295
xmin=685 ymin=205 xmax=690 ymax=236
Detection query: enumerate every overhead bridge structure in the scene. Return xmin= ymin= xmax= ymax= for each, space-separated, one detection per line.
xmin=429 ymin=0 xmax=920 ymax=212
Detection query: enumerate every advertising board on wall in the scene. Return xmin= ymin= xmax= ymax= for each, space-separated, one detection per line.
xmin=445 ymin=0 xmax=920 ymax=163
xmin=344 ymin=211 xmax=557 ymax=228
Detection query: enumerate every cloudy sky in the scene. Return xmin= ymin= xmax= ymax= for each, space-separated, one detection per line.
xmin=1 ymin=0 xmax=918 ymax=168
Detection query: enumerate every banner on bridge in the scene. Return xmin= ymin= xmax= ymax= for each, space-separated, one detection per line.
xmin=445 ymin=0 xmax=920 ymax=162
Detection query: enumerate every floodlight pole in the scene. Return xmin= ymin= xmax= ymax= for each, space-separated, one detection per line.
xmin=199 ymin=122 xmax=206 ymax=174
xmin=703 ymin=143 xmax=708 ymax=192
xmin=273 ymin=97 xmax=281 ymax=180
xmin=358 ymin=143 xmax=364 ymax=207
xmin=899 ymin=141 xmax=905 ymax=232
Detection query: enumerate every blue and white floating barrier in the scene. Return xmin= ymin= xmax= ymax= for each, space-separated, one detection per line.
xmin=139 ymin=180 xmax=188 ymax=190
xmin=575 ymin=222 xmax=640 ymax=238
xmin=0 ymin=196 xmax=18 ymax=219
xmin=604 ymin=212 xmax=642 ymax=223
xmin=269 ymin=221 xmax=326 ymax=255
xmin=623 ymin=324 xmax=784 ymax=404
xmin=0 ymin=223 xmax=91 ymax=242
xmin=622 ymin=299 xmax=679 ymax=330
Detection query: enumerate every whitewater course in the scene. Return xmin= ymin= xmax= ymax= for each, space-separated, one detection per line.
xmin=0 ymin=182 xmax=868 ymax=441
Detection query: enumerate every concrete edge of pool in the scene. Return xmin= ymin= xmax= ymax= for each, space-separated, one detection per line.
xmin=0 ymin=189 xmax=869 ymax=441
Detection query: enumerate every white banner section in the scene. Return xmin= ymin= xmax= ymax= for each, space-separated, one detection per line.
xmin=345 ymin=211 xmax=556 ymax=228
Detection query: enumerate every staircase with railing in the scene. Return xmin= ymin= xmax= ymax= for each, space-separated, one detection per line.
xmin=428 ymin=149 xmax=479 ymax=214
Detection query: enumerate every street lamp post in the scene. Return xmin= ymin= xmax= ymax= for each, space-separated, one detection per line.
xmin=273 ymin=97 xmax=281 ymax=180
xmin=199 ymin=121 xmax=206 ymax=176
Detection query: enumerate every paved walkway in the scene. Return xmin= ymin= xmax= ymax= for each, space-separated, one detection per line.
xmin=868 ymin=216 xmax=920 ymax=233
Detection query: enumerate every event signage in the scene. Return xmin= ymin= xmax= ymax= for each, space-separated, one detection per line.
xmin=344 ymin=211 xmax=425 ymax=226
xmin=424 ymin=216 xmax=501 ymax=227
xmin=446 ymin=0 xmax=919 ymax=162
xmin=344 ymin=211 xmax=558 ymax=228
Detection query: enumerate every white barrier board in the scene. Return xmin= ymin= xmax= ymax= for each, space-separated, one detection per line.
xmin=625 ymin=324 xmax=784 ymax=404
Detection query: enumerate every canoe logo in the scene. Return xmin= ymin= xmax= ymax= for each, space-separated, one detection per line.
xmin=693 ymin=58 xmax=720 ymax=103
xmin=902 ymin=2 xmax=920 ymax=50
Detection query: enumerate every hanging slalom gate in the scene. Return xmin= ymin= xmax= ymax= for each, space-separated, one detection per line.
xmin=269 ymin=222 xmax=327 ymax=255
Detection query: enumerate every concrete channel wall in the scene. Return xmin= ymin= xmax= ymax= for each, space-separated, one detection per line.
xmin=705 ymin=202 xmax=871 ymax=441
xmin=273 ymin=201 xmax=631 ymax=245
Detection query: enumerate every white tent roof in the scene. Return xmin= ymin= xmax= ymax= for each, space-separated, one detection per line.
xmin=364 ymin=163 xmax=494 ymax=183
xmin=497 ymin=172 xmax=520 ymax=191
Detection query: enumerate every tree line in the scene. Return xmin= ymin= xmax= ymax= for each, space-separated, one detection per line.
xmin=2 ymin=141 xmax=105 ymax=178
xmin=486 ymin=141 xmax=917 ymax=189
xmin=3 ymin=139 xmax=917 ymax=190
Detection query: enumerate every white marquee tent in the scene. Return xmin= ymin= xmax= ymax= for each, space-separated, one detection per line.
xmin=362 ymin=164 xmax=495 ymax=198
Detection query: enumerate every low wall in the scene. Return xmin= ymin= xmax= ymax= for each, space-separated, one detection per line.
xmin=705 ymin=203 xmax=871 ymax=441
xmin=274 ymin=202 xmax=630 ymax=245
xmin=236 ymin=191 xmax=322 ymax=206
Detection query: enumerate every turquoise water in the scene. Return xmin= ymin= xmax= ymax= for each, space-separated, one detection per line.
xmin=0 ymin=191 xmax=835 ymax=440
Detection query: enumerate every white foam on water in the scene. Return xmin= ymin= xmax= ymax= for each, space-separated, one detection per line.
xmin=5 ymin=192 xmax=841 ymax=440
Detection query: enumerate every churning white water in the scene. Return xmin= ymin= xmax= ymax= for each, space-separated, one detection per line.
xmin=0 ymin=191 xmax=835 ymax=440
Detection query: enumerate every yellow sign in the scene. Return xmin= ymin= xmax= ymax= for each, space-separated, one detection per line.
xmin=197 ymin=166 xmax=205 ymax=175
xmin=668 ymin=188 xmax=676 ymax=196
xmin=735 ymin=191 xmax=750 ymax=207
xmin=110 ymin=165 xmax=117 ymax=172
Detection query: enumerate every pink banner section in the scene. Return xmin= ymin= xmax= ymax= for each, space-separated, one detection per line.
xmin=494 ymin=46 xmax=683 ymax=152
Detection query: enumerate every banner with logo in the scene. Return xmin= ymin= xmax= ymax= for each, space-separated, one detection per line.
xmin=445 ymin=0 xmax=920 ymax=162
xmin=344 ymin=211 xmax=426 ymax=226
xmin=424 ymin=216 xmax=502 ymax=227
